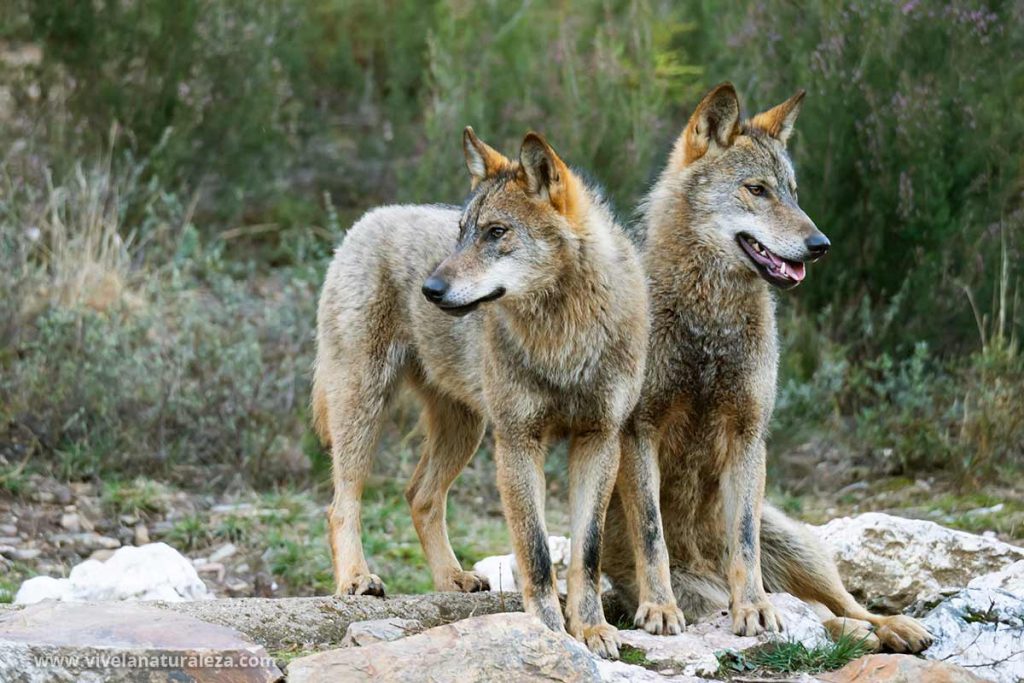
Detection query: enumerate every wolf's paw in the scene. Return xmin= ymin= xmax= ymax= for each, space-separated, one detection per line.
xmin=823 ymin=617 xmax=881 ymax=652
xmin=578 ymin=623 xmax=620 ymax=660
xmin=338 ymin=573 xmax=386 ymax=597
xmin=439 ymin=569 xmax=490 ymax=593
xmin=875 ymin=614 xmax=933 ymax=653
xmin=634 ymin=601 xmax=686 ymax=635
xmin=731 ymin=600 xmax=783 ymax=636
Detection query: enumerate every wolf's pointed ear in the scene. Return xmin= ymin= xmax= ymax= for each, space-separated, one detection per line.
xmin=518 ymin=132 xmax=575 ymax=215
xmin=671 ymin=82 xmax=741 ymax=169
xmin=750 ymin=90 xmax=805 ymax=146
xmin=463 ymin=126 xmax=511 ymax=189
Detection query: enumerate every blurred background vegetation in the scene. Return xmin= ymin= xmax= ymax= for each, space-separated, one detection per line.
xmin=1 ymin=0 xmax=1022 ymax=599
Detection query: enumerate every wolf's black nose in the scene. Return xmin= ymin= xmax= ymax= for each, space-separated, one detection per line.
xmin=805 ymin=233 xmax=831 ymax=258
xmin=422 ymin=276 xmax=449 ymax=303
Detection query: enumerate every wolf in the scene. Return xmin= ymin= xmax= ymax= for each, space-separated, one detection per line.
xmin=602 ymin=83 xmax=934 ymax=653
xmin=311 ymin=128 xmax=672 ymax=657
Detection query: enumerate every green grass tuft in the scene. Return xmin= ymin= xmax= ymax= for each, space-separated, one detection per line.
xmin=717 ymin=633 xmax=874 ymax=676
xmin=618 ymin=645 xmax=654 ymax=668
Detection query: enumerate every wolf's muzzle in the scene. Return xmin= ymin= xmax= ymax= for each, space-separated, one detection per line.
xmin=421 ymin=275 xmax=449 ymax=303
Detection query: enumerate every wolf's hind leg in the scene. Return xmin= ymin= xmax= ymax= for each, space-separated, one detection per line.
xmin=760 ymin=505 xmax=933 ymax=653
xmin=565 ymin=429 xmax=623 ymax=659
xmin=405 ymin=390 xmax=487 ymax=592
xmin=322 ymin=347 xmax=403 ymax=597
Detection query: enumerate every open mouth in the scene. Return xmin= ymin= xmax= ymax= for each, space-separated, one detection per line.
xmin=736 ymin=234 xmax=807 ymax=289
xmin=437 ymin=287 xmax=506 ymax=317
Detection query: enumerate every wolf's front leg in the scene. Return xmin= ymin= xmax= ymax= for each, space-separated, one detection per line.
xmin=721 ymin=439 xmax=782 ymax=635
xmin=565 ymin=429 xmax=622 ymax=659
xmin=493 ymin=428 xmax=565 ymax=634
xmin=617 ymin=424 xmax=685 ymax=635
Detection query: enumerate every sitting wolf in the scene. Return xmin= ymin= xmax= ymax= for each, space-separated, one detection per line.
xmin=603 ymin=83 xmax=933 ymax=653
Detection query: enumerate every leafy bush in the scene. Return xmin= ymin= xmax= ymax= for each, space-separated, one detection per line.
xmin=0 ymin=155 xmax=318 ymax=486
xmin=774 ymin=322 xmax=1024 ymax=483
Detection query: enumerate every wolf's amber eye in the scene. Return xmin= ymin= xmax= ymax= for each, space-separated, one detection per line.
xmin=486 ymin=225 xmax=508 ymax=240
xmin=745 ymin=184 xmax=766 ymax=197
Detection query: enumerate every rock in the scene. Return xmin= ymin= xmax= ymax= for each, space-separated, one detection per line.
xmin=288 ymin=613 xmax=609 ymax=682
xmin=209 ymin=543 xmax=238 ymax=563
xmin=15 ymin=542 xmax=210 ymax=604
xmin=9 ymin=576 xmax=70 ymax=604
xmin=134 ymin=523 xmax=151 ymax=546
xmin=50 ymin=531 xmax=122 ymax=553
xmin=474 ymin=536 xmax=608 ymax=595
xmin=60 ymin=512 xmax=81 ymax=533
xmin=341 ymin=618 xmax=425 ymax=647
xmin=0 ymin=525 xmax=17 ymax=537
xmin=473 ymin=554 xmax=517 ymax=592
xmin=0 ymin=601 xmax=281 ymax=682
xmin=53 ymin=484 xmax=73 ymax=505
xmin=6 ymin=548 xmax=40 ymax=562
xmin=197 ymin=561 xmax=227 ymax=582
xmin=817 ymin=512 xmax=1024 ymax=611
xmin=968 ymin=559 xmax=1024 ymax=594
xmin=920 ymin=587 xmax=1024 ymax=683
xmin=88 ymin=548 xmax=117 ymax=562
xmin=820 ymin=654 xmax=988 ymax=682
xmin=618 ymin=593 xmax=828 ymax=678
xmin=142 ymin=593 xmax=526 ymax=651
xmin=548 ymin=536 xmax=571 ymax=566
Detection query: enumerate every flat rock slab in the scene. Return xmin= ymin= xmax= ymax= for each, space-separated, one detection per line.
xmin=153 ymin=591 xmax=525 ymax=650
xmin=341 ymin=618 xmax=425 ymax=647
xmin=820 ymin=654 xmax=989 ymax=682
xmin=0 ymin=602 xmax=281 ymax=682
xmin=289 ymin=613 xmax=618 ymax=683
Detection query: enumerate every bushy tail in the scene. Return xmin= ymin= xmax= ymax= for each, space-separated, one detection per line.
xmin=311 ymin=365 xmax=332 ymax=448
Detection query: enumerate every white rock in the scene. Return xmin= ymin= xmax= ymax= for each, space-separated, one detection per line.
xmin=548 ymin=535 xmax=571 ymax=568
xmin=817 ymin=512 xmax=1024 ymax=611
xmin=472 ymin=554 xmax=517 ymax=592
xmin=473 ymin=536 xmax=572 ymax=594
xmin=10 ymin=575 xmax=71 ymax=604
xmin=968 ymin=559 xmax=1024 ymax=595
xmin=15 ymin=542 xmax=210 ymax=604
xmin=922 ymin=587 xmax=1024 ymax=683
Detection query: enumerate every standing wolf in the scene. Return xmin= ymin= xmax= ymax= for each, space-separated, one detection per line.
xmin=603 ymin=84 xmax=933 ymax=653
xmin=312 ymin=128 xmax=668 ymax=657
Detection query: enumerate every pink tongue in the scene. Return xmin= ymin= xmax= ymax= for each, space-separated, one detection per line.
xmin=780 ymin=260 xmax=806 ymax=282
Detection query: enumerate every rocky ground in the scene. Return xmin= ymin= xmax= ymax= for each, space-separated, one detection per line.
xmin=2 ymin=493 xmax=1024 ymax=680
xmin=3 ymin=470 xmax=1020 ymax=606
xmin=2 ymin=470 xmax=1024 ymax=681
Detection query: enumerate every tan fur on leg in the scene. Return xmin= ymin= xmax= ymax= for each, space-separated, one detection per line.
xmin=617 ymin=425 xmax=684 ymax=634
xmin=494 ymin=429 xmax=565 ymax=634
xmin=760 ymin=505 xmax=933 ymax=653
xmin=405 ymin=389 xmax=488 ymax=592
xmin=564 ymin=429 xmax=623 ymax=659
